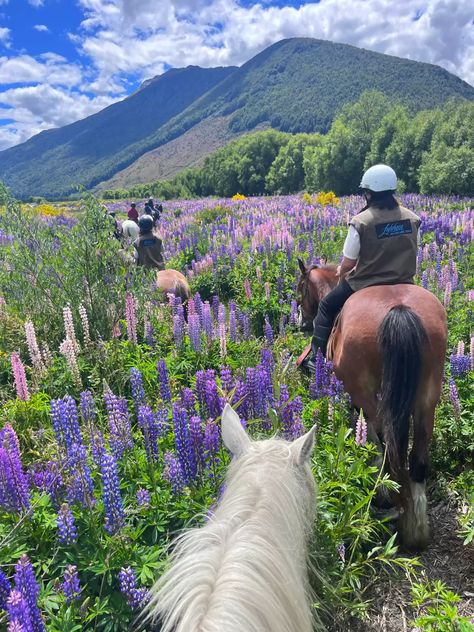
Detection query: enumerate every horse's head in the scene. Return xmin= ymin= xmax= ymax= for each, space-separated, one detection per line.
xmin=296 ymin=258 xmax=338 ymax=332
xmin=221 ymin=403 xmax=317 ymax=518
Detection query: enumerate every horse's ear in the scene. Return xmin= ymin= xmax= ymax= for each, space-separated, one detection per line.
xmin=297 ymin=258 xmax=307 ymax=275
xmin=221 ymin=403 xmax=251 ymax=458
xmin=291 ymin=425 xmax=317 ymax=465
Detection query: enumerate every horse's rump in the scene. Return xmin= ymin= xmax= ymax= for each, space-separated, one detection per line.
xmin=156 ymin=269 xmax=191 ymax=304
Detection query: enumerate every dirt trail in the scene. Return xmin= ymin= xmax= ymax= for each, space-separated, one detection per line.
xmin=330 ymin=499 xmax=474 ymax=631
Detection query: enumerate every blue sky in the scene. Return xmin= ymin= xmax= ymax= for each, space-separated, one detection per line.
xmin=0 ymin=0 xmax=473 ymax=150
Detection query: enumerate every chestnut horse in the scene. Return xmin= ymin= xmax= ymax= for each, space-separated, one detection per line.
xmin=156 ymin=269 xmax=191 ymax=308
xmin=296 ymin=261 xmax=447 ymax=549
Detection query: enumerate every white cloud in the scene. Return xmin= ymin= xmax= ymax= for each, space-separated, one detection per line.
xmin=33 ymin=24 xmax=50 ymax=32
xmin=28 ymin=0 xmax=45 ymax=6
xmin=0 ymin=26 xmax=10 ymax=43
xmin=1 ymin=0 xmax=474 ymax=151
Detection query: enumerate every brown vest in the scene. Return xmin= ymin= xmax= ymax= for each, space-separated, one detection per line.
xmin=346 ymin=205 xmax=421 ymax=291
xmin=134 ymin=232 xmax=165 ymax=270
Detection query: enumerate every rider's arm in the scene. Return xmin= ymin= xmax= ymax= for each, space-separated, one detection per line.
xmin=337 ymin=226 xmax=359 ymax=281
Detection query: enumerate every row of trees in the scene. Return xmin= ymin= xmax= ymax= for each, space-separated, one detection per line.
xmin=102 ymin=92 xmax=474 ymax=199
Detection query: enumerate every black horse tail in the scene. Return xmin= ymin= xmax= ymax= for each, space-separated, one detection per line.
xmin=378 ymin=305 xmax=427 ymax=474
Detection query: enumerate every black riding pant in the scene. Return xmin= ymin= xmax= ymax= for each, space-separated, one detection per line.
xmin=312 ymin=281 xmax=354 ymax=354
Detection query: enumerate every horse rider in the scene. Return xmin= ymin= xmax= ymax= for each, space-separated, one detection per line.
xmin=106 ymin=209 xmax=122 ymax=240
xmin=134 ymin=215 xmax=165 ymax=270
xmin=301 ymin=164 xmax=421 ymax=373
xmin=128 ymin=203 xmax=139 ymax=223
xmin=145 ymin=198 xmax=162 ymax=226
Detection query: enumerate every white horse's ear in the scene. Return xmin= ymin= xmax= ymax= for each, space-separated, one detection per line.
xmin=221 ymin=403 xmax=251 ymax=458
xmin=291 ymin=425 xmax=317 ymax=465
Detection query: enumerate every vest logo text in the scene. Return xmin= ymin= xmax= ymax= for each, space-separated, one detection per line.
xmin=375 ymin=220 xmax=413 ymax=239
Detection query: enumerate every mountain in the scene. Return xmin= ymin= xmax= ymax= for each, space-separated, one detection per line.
xmin=1 ymin=37 xmax=473 ymax=199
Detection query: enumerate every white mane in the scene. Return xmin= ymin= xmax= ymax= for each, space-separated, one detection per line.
xmin=143 ymin=404 xmax=319 ymax=632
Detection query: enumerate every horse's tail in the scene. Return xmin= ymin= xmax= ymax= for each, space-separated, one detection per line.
xmin=174 ymin=279 xmax=191 ymax=320
xmin=378 ymin=305 xmax=427 ymax=474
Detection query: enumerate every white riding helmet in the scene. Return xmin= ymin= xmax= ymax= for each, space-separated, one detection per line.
xmin=360 ymin=164 xmax=397 ymax=192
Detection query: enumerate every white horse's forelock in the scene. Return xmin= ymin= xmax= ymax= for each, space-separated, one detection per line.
xmin=142 ymin=434 xmax=321 ymax=632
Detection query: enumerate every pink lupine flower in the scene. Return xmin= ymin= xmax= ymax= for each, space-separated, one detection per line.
xmin=125 ymin=294 xmax=137 ymax=344
xmin=355 ymin=410 xmax=367 ymax=445
xmin=59 ymin=338 xmax=82 ymax=387
xmin=244 ymin=279 xmax=252 ymax=301
xmin=443 ymin=282 xmax=452 ymax=307
xmin=24 ymin=320 xmax=45 ymax=374
xmin=63 ymin=305 xmax=79 ymax=353
xmin=11 ymin=352 xmax=29 ymax=401
xmin=79 ymin=303 xmax=91 ymax=346
xmin=457 ymin=340 xmax=465 ymax=357
xmin=264 ymin=282 xmax=271 ymax=300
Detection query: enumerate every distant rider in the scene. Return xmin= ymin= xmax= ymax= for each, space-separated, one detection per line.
xmin=301 ymin=164 xmax=421 ymax=372
xmin=145 ymin=198 xmax=162 ymax=226
xmin=134 ymin=215 xmax=165 ymax=270
xmin=128 ymin=203 xmax=139 ymax=223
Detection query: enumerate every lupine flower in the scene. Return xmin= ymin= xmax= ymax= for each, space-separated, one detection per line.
xmin=163 ymin=451 xmax=184 ymax=494
xmin=125 ymin=294 xmax=138 ymax=344
xmin=443 ymin=282 xmax=452 ymax=307
xmin=181 ymin=388 xmax=196 ymax=417
xmin=355 ymin=411 xmax=367 ymax=445
xmin=172 ymin=403 xmax=196 ymax=484
xmin=211 ymin=295 xmax=220 ymax=321
xmin=204 ymin=418 xmax=220 ymax=458
xmin=59 ymin=338 xmax=82 ymax=387
xmin=57 ymin=504 xmax=77 ymax=545
xmin=202 ymin=302 xmax=213 ymax=342
xmin=457 ymin=340 xmax=465 ymax=356
xmin=264 ymin=282 xmax=271 ymax=300
xmin=0 ymin=568 xmax=11 ymax=610
xmin=61 ymin=565 xmax=81 ymax=603
xmin=450 ymin=354 xmax=471 ymax=377
xmin=173 ymin=313 xmax=184 ymax=348
xmin=218 ymin=304 xmax=226 ymax=357
xmin=90 ymin=429 xmax=106 ymax=469
xmin=228 ymin=301 xmax=237 ymax=342
xmin=137 ymin=406 xmax=159 ymax=462
xmin=205 ymin=377 xmax=222 ymax=419
xmin=13 ymin=555 xmax=45 ymax=631
xmin=65 ymin=443 xmax=95 ymax=508
xmin=136 ymin=488 xmax=150 ymax=507
xmin=220 ymin=366 xmax=233 ymax=394
xmin=130 ymin=368 xmax=146 ymax=410
xmin=155 ymin=408 xmax=169 ymax=438
xmin=28 ymin=461 xmax=63 ymax=508
xmin=449 ymin=379 xmax=461 ymax=419
xmin=50 ymin=396 xmax=83 ymax=456
xmin=289 ymin=300 xmax=298 ymax=326
xmin=0 ymin=426 xmax=30 ymax=513
xmin=101 ymin=451 xmax=125 ymax=534
xmin=188 ymin=313 xmax=202 ymax=352
xmin=118 ymin=567 xmax=148 ymax=610
xmin=80 ymin=390 xmax=96 ymax=425
xmin=471 ymin=336 xmax=474 ymax=370
xmin=24 ymin=320 xmax=45 ymax=375
xmin=104 ymin=392 xmax=133 ymax=459
xmin=10 ymin=353 xmax=29 ymax=401
xmin=63 ymin=305 xmax=79 ymax=353
xmin=157 ymin=360 xmax=171 ymax=403
xmin=189 ymin=416 xmax=204 ymax=468
xmin=78 ymin=303 xmax=91 ymax=347
xmin=40 ymin=342 xmax=53 ymax=367
xmin=144 ymin=319 xmax=154 ymax=347
xmin=244 ymin=279 xmax=252 ymax=300
xmin=6 ymin=589 xmax=34 ymax=632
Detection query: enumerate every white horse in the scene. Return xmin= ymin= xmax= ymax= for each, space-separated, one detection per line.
xmin=143 ymin=403 xmax=319 ymax=632
xmin=122 ymin=220 xmax=139 ymax=240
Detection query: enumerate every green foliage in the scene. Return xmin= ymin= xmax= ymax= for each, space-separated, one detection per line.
xmin=411 ymin=578 xmax=474 ymax=631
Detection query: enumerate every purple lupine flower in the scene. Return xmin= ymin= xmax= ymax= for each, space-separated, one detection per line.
xmin=450 ymin=354 xmax=471 ymax=377
xmin=144 ymin=320 xmax=154 ymax=348
xmin=104 ymin=393 xmax=133 ymax=459
xmin=220 ymin=366 xmax=233 ymax=394
xmin=137 ymin=405 xmax=159 ymax=462
xmin=61 ymin=566 xmax=81 ymax=603
xmin=471 ymin=335 xmax=474 ymax=371
xmin=0 ymin=568 xmax=11 ymax=610
xmin=65 ymin=443 xmax=95 ymax=508
xmin=0 ymin=434 xmax=30 ymax=514
xmin=118 ymin=567 xmax=148 ymax=610
xmin=355 ymin=412 xmax=367 ymax=445
xmin=13 ymin=555 xmax=45 ymax=632
xmin=155 ymin=408 xmax=169 ymax=438
xmin=90 ymin=429 xmax=106 ymax=469
xmin=289 ymin=300 xmax=298 ymax=326
xmin=204 ymin=418 xmax=220 ymax=458
xmin=172 ymin=403 xmax=196 ymax=484
xmin=100 ymin=451 xmax=125 ymax=534
xmin=201 ymin=302 xmax=213 ymax=343
xmin=163 ymin=451 xmax=184 ymax=494
xmin=289 ymin=396 xmax=304 ymax=439
xmin=173 ymin=313 xmax=184 ymax=348
xmin=260 ymin=347 xmax=274 ymax=378
xmin=130 ymin=368 xmax=146 ymax=410
xmin=188 ymin=313 xmax=202 ymax=352
xmin=263 ymin=316 xmax=274 ymax=344
xmin=136 ymin=488 xmax=150 ymax=507
xmin=50 ymin=397 xmax=83 ymax=457
xmin=181 ymin=388 xmax=196 ymax=417
xmin=211 ymin=295 xmax=220 ymax=321
xmin=157 ymin=360 xmax=171 ymax=403
xmin=241 ymin=312 xmax=251 ymax=340
xmin=28 ymin=461 xmax=63 ymax=508
xmin=449 ymin=379 xmax=461 ymax=419
xmin=193 ymin=292 xmax=203 ymax=319
xmin=189 ymin=416 xmax=204 ymax=468
xmin=245 ymin=367 xmax=262 ymax=419
xmin=309 ymin=350 xmax=328 ymax=400
xmin=421 ymin=270 xmax=429 ymax=289
xmin=57 ymin=504 xmax=77 ymax=545
xmin=125 ymin=294 xmax=137 ymax=344
xmin=244 ymin=279 xmax=252 ymax=300
xmin=80 ymin=391 xmax=96 ymax=424
xmin=205 ymin=377 xmax=222 ymax=419
xmin=233 ymin=380 xmax=249 ymax=422
xmin=6 ymin=589 xmax=34 ymax=632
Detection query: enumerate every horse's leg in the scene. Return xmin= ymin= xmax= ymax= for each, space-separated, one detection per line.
xmin=398 ymin=402 xmax=435 ymax=549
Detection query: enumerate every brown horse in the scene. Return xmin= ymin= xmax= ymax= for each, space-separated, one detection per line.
xmin=156 ymin=269 xmax=191 ymax=308
xmin=296 ymin=261 xmax=447 ymax=549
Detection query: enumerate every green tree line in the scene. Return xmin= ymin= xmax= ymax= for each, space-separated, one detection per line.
xmin=102 ymin=92 xmax=474 ymax=199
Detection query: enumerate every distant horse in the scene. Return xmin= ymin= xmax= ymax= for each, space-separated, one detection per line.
xmin=296 ymin=260 xmax=447 ymax=549
xmin=122 ymin=220 xmax=140 ymax=240
xmin=143 ymin=403 xmax=319 ymax=632
xmin=156 ymin=269 xmax=191 ymax=310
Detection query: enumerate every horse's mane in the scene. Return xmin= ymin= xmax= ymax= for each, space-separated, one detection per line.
xmin=143 ymin=438 xmax=320 ymax=632
xmin=307 ymin=263 xmax=337 ymax=273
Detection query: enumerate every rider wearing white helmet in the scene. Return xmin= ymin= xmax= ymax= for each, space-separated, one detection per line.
xmin=303 ymin=164 xmax=421 ymax=371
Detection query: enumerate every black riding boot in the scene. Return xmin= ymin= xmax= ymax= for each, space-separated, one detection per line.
xmin=300 ymin=325 xmax=332 ymax=373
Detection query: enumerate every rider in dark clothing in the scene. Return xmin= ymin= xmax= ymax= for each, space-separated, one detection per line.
xmin=134 ymin=215 xmax=165 ymax=270
xmin=144 ymin=198 xmax=162 ymax=226
xmin=302 ymin=164 xmax=421 ymax=373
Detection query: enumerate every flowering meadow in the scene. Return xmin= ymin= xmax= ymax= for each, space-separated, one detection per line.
xmin=0 ymin=185 xmax=473 ymax=630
